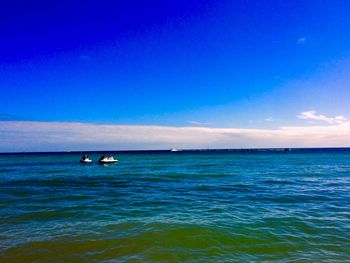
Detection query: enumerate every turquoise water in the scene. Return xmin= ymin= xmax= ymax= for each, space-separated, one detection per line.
xmin=1 ymin=152 xmax=350 ymax=262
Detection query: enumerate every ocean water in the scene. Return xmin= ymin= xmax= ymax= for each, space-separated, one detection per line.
xmin=0 ymin=151 xmax=350 ymax=262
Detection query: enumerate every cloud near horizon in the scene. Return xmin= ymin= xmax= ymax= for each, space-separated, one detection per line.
xmin=298 ymin=110 xmax=347 ymax=125
xmin=0 ymin=121 xmax=350 ymax=152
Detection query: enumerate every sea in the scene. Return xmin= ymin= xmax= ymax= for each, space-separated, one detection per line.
xmin=0 ymin=148 xmax=350 ymax=262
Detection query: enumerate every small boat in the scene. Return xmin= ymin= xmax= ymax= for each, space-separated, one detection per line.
xmin=99 ymin=154 xmax=118 ymax=164
xmin=80 ymin=154 xmax=92 ymax=163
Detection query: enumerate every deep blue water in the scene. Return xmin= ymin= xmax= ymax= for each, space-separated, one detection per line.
xmin=0 ymin=151 xmax=350 ymax=262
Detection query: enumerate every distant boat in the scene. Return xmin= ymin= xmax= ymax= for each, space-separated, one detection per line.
xmin=170 ymin=148 xmax=179 ymax=152
xmin=99 ymin=154 xmax=118 ymax=164
xmin=80 ymin=154 xmax=92 ymax=163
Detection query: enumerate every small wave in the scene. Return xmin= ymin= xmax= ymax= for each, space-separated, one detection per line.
xmin=0 ymin=168 xmax=16 ymax=173
xmin=263 ymin=179 xmax=294 ymax=185
xmin=39 ymin=169 xmax=68 ymax=174
xmin=250 ymin=194 xmax=331 ymax=203
xmin=13 ymin=210 xmax=76 ymax=222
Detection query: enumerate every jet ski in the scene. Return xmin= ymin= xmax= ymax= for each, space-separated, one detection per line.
xmin=80 ymin=154 xmax=92 ymax=163
xmin=99 ymin=154 xmax=118 ymax=164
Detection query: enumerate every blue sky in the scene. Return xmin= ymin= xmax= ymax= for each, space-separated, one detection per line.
xmin=1 ymin=0 xmax=350 ymax=151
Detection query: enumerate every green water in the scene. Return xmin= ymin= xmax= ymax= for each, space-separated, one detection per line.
xmin=0 ymin=152 xmax=350 ymax=262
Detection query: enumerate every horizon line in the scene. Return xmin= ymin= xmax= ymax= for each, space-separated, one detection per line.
xmin=1 ymin=146 xmax=350 ymax=154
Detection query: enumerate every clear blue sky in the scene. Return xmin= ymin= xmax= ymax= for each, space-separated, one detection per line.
xmin=1 ymin=0 xmax=350 ymax=128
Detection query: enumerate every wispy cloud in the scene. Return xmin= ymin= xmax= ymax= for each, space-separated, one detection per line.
xmin=265 ymin=117 xmax=273 ymax=122
xmin=186 ymin=121 xmax=212 ymax=126
xmin=1 ymin=121 xmax=350 ymax=152
xmin=297 ymin=37 xmax=307 ymax=44
xmin=298 ymin=110 xmax=347 ymax=125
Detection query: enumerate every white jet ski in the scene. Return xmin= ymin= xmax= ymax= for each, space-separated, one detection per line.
xmin=99 ymin=155 xmax=118 ymax=164
xmin=80 ymin=154 xmax=92 ymax=163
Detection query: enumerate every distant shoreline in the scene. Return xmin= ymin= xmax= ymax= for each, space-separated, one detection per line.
xmin=1 ymin=147 xmax=350 ymax=155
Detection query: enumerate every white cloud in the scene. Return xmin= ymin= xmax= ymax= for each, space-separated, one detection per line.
xmin=298 ymin=110 xmax=347 ymax=125
xmin=265 ymin=117 xmax=273 ymax=122
xmin=1 ymin=121 xmax=350 ymax=152
xmin=297 ymin=37 xmax=307 ymax=44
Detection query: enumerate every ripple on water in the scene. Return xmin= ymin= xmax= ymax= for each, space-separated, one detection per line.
xmin=0 ymin=168 xmax=17 ymax=173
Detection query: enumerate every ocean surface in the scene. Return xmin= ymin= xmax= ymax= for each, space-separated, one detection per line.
xmin=1 ymin=150 xmax=350 ymax=262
